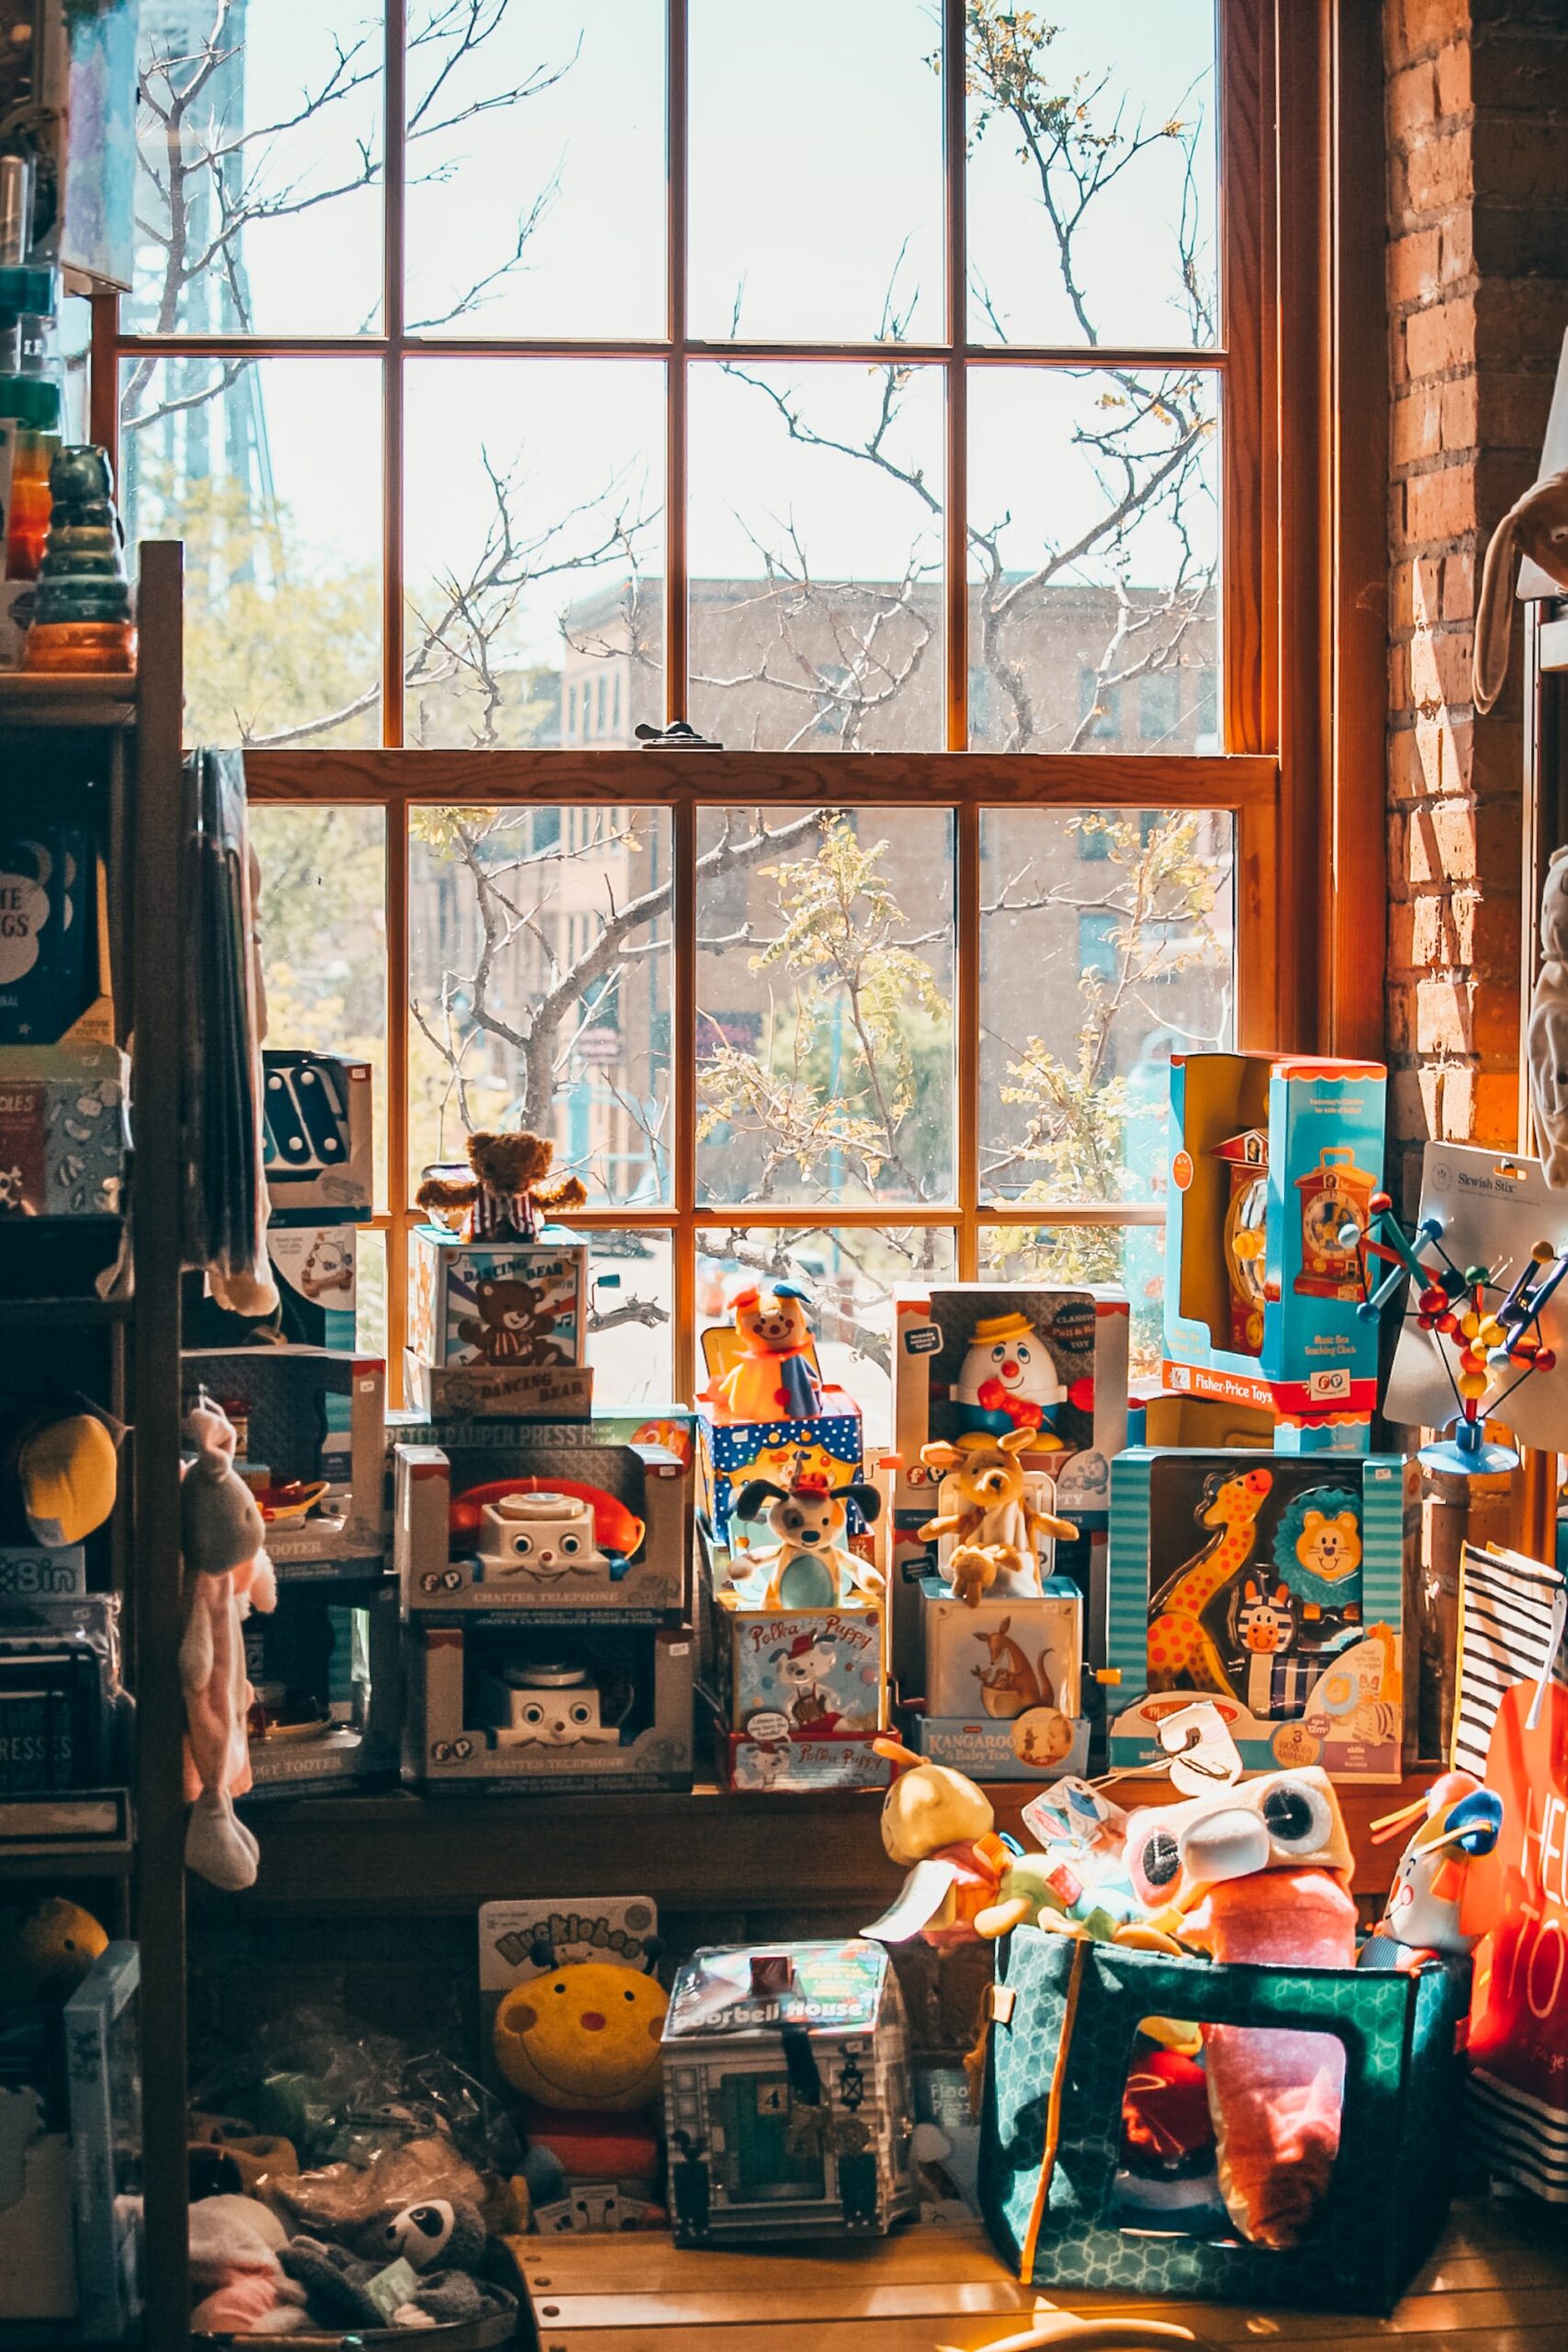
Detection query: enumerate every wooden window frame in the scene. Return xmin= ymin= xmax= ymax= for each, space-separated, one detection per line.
xmin=92 ymin=0 xmax=1386 ymax=1403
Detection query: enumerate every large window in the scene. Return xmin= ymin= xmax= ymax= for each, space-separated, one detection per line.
xmin=103 ymin=0 xmax=1274 ymax=1419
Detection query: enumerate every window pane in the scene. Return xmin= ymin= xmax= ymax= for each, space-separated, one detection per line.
xmin=689 ymin=0 xmax=942 ymax=344
xmin=404 ymin=359 xmax=663 ymax=748
xmin=252 ymin=807 xmax=389 ymax=1207
xmin=587 ymin=1232 xmax=674 ymax=1407
xmin=688 ymin=363 xmax=943 ymax=752
xmin=408 ymin=806 xmax=672 ymax=1207
xmin=698 ymin=1227 xmax=958 ymax=1448
xmin=404 ymin=1 xmax=665 ymax=339
xmin=120 ymin=356 xmax=382 ymax=745
xmin=132 ymin=3 xmax=384 ymax=336
xmin=965 ymin=0 xmax=1218 ymax=348
xmin=980 ymin=1224 xmax=1164 ymax=1382
xmin=967 ymin=368 xmax=1219 ymax=752
xmin=696 ymin=808 xmax=955 ymax=1207
xmin=979 ymin=808 xmax=1234 ymax=1204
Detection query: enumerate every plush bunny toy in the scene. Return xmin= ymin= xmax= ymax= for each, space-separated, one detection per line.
xmin=179 ymin=1394 xmax=276 ymax=1891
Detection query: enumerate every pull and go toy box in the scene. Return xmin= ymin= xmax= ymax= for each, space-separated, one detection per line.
xmin=1163 ymin=1052 xmax=1386 ymax=1444
xmin=1106 ymin=1447 xmax=1415 ymax=1781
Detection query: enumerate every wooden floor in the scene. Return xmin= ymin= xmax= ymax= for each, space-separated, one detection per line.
xmin=509 ymin=2200 xmax=1568 ymax=2351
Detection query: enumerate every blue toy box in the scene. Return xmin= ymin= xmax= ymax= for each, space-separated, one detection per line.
xmin=695 ymin=1393 xmax=863 ymax=1552
xmin=262 ymin=1050 xmax=374 ymax=1226
xmin=1163 ymin=1053 xmax=1386 ymax=1445
xmin=1106 ymin=1447 xmax=1415 ymax=1782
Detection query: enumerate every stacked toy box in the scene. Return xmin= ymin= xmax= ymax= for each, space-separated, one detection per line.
xmin=886 ymin=1283 xmax=1125 ymax=1781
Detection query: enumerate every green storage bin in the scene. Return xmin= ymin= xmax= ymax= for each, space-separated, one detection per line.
xmin=979 ymin=1928 xmax=1470 ymax=2311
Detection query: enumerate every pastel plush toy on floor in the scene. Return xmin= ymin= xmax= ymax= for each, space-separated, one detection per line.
xmin=918 ymin=1429 xmax=1076 ymax=1605
xmin=732 ymin=1468 xmax=884 ymax=1608
xmin=705 ymin=1281 xmax=824 ymax=1423
xmin=1123 ymin=1767 xmax=1358 ymax=2250
xmin=188 ymin=2195 xmax=310 ymax=2335
xmin=179 ymin=1394 xmax=276 ymax=1892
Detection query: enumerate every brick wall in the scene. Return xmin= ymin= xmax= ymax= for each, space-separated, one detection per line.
xmin=1385 ymin=0 xmax=1568 ymax=1201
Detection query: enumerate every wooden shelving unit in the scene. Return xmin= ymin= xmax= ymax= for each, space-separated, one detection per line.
xmin=0 ymin=543 xmax=189 ymax=2352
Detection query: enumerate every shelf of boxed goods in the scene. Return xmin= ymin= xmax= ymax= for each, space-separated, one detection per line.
xmin=0 ymin=671 xmax=136 ymax=729
xmin=229 ymin=1773 xmax=1432 ymax=1916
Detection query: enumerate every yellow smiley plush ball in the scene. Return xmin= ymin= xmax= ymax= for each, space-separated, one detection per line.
xmin=492 ymin=1962 xmax=668 ymax=2111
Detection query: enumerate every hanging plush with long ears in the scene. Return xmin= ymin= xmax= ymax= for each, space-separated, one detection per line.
xmin=1473 ymin=468 xmax=1568 ymax=714
xmin=416 ymin=1126 xmax=587 ymax=1243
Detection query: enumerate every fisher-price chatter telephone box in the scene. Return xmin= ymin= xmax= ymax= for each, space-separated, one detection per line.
xmin=1163 ymin=1052 xmax=1386 ymax=1447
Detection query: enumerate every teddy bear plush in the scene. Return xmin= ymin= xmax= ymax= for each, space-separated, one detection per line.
xmin=416 ymin=1127 xmax=587 ymax=1243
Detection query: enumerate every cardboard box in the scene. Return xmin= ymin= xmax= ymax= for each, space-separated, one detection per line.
xmin=718 ymin=1727 xmax=894 ymax=1792
xmin=696 ymin=1392 xmax=863 ymax=1553
xmin=712 ymin=1592 xmax=886 ymax=1737
xmin=906 ymin=1710 xmax=1091 ymax=1781
xmin=245 ymin=1582 xmax=400 ymax=1794
xmin=409 ymin=1223 xmax=588 ymax=1370
xmin=0 ymin=831 xmax=113 ymax=1047
xmin=1106 ymin=1447 xmax=1415 ymax=1781
xmin=919 ymin=1577 xmax=1081 ymax=1719
xmin=403 ymin=1351 xmax=594 ymax=1422
xmin=0 ymin=1045 xmax=127 ymax=1216
xmin=182 ymin=1348 xmax=387 ymax=1575
xmin=1163 ymin=1052 xmax=1386 ymax=1434
xmin=395 ymin=1427 xmax=690 ymax=1618
xmin=63 ymin=1944 xmax=142 ymax=2345
xmin=889 ymin=1284 xmax=1129 ymax=1686
xmin=263 ymin=1051 xmax=374 ymax=1225
xmin=406 ymin=1620 xmax=694 ymax=1791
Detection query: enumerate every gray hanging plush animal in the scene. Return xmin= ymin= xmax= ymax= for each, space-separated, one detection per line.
xmin=1473 ymin=469 xmax=1568 ymax=715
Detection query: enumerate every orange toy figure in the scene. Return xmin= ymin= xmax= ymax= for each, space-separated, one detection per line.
xmin=1124 ymin=1768 xmax=1358 ymax=2250
xmin=705 ymin=1282 xmax=824 ymax=1424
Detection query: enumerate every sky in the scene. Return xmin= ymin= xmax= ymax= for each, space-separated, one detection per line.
xmin=127 ymin=0 xmax=1219 ymax=673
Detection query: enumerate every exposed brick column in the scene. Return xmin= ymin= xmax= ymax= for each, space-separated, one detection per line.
xmin=1385 ymin=0 xmax=1568 ymax=1204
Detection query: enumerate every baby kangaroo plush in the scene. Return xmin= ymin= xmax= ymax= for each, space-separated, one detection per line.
xmin=733 ymin=1469 xmax=884 ymax=1608
xmin=919 ymin=1427 xmax=1075 ymax=1605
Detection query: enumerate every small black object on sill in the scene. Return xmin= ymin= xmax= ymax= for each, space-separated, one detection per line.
xmin=635 ymin=720 xmax=723 ymax=750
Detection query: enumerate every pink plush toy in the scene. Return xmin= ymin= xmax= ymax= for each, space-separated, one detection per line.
xmin=179 ymin=1396 xmax=276 ymax=1892
xmin=188 ymin=2196 xmax=308 ymax=2335
xmin=1125 ymin=1768 xmax=1358 ymax=2249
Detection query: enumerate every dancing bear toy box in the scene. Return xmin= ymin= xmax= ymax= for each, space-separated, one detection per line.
xmin=1106 ymin=1447 xmax=1415 ymax=1781
xmin=407 ymin=1224 xmax=592 ymax=1416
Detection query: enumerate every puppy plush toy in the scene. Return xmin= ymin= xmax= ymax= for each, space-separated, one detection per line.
xmin=732 ymin=1468 xmax=883 ymax=1607
xmin=1124 ymin=1768 xmax=1358 ymax=2250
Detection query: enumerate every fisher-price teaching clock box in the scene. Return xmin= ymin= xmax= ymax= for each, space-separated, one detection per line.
xmin=1163 ymin=1052 xmax=1387 ymax=1445
xmin=1105 ymin=1447 xmax=1415 ymax=1783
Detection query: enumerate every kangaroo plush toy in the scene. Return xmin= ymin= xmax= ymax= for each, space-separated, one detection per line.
xmin=919 ymin=1427 xmax=1075 ymax=1605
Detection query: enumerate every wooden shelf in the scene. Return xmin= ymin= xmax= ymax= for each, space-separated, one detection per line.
xmin=231 ymin=1772 xmax=1430 ymax=1914
xmin=0 ymin=672 xmax=135 ymax=730
xmin=0 ymin=1296 xmax=130 ymax=1327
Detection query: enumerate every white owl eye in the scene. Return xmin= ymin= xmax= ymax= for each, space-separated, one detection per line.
xmin=512 ymin=1533 xmax=533 ymax=1555
xmin=562 ymin=1533 xmax=581 ymax=1555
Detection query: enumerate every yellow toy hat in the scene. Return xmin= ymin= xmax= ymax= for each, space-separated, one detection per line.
xmin=20 ymin=1413 xmax=119 ymax=1546
xmin=968 ymin=1312 xmax=1036 ymax=1346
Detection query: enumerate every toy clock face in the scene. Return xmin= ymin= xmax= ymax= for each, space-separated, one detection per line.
xmin=1303 ymin=1187 xmax=1361 ymax=1270
xmin=1224 ymin=1177 xmax=1269 ymax=1351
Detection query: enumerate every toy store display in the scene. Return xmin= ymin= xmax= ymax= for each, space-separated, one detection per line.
xmin=1379 ymin=1143 xmax=1568 ymax=1470
xmin=407 ymin=1617 xmax=694 ymax=1792
xmin=1105 ymin=1448 xmax=1415 ymax=1781
xmin=264 ymin=1050 xmax=375 ymax=1227
xmin=191 ymin=1220 xmax=359 ymax=1354
xmin=889 ymin=1285 xmax=1128 ymax=1691
xmin=909 ymin=1580 xmax=1089 ymax=1781
xmin=696 ymin=1283 xmax=863 ymax=1552
xmin=660 ymin=1940 xmax=919 ymax=2245
xmin=184 ymin=1347 xmax=387 ymax=1575
xmin=482 ymin=1897 xmax=668 ymax=2232
xmin=1162 ymin=1051 xmax=1386 ymax=1444
xmin=727 ymin=1465 xmax=884 ymax=1608
xmin=395 ymin=1426 xmax=689 ymax=1618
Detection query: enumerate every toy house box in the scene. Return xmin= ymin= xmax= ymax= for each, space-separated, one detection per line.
xmin=406 ymin=1620 xmax=694 ymax=1792
xmin=263 ymin=1050 xmax=374 ymax=1225
xmin=910 ymin=1577 xmax=1088 ymax=1782
xmin=407 ymin=1224 xmax=592 ymax=1418
xmin=1164 ymin=1052 xmax=1387 ymax=1443
xmin=1106 ymin=1447 xmax=1416 ymax=1782
xmin=662 ymin=1940 xmax=919 ymax=2245
xmin=889 ymin=1284 xmax=1129 ymax=1687
xmin=182 ymin=1348 xmax=387 ymax=1576
xmin=395 ymin=1423 xmax=691 ymax=1619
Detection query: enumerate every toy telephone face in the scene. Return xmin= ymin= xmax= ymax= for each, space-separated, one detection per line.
xmin=483 ymin=1491 xmax=603 ymax=1580
xmin=1125 ymin=1765 xmax=1353 ymax=1907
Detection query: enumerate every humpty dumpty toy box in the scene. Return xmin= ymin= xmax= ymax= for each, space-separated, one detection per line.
xmin=889 ymin=1284 xmax=1128 ymax=1686
xmin=696 ymin=1285 xmax=863 ymax=1551
xmin=908 ymin=1577 xmax=1089 ymax=1782
xmin=182 ymin=1348 xmax=387 ymax=1576
xmin=407 ymin=1227 xmax=592 ymax=1419
xmin=661 ymin=1940 xmax=919 ymax=2246
xmin=1163 ymin=1052 xmax=1387 ymax=1446
xmin=1106 ymin=1447 xmax=1415 ymax=1781
xmin=394 ymin=1423 xmax=690 ymax=1619
xmin=406 ymin=1619 xmax=694 ymax=1791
